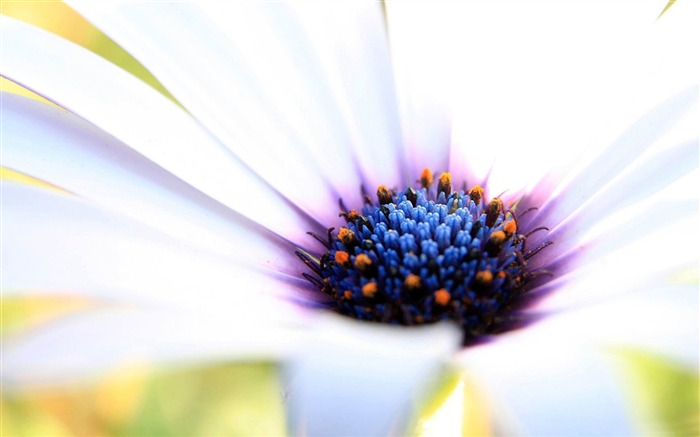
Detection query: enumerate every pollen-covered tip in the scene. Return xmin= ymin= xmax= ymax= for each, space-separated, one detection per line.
xmin=404 ymin=273 xmax=422 ymax=290
xmin=362 ymin=282 xmax=378 ymax=299
xmin=434 ymin=288 xmax=451 ymax=306
xmin=486 ymin=231 xmax=506 ymax=255
xmin=338 ymin=227 xmax=355 ymax=245
xmin=437 ymin=172 xmax=452 ymax=197
xmin=354 ymin=253 xmax=372 ymax=271
xmin=345 ymin=210 xmax=360 ymax=222
xmin=485 ymin=198 xmax=503 ymax=227
xmin=475 ymin=270 xmax=494 ymax=286
xmin=489 ymin=231 xmax=506 ymax=245
xmin=377 ymin=185 xmax=393 ymax=205
xmin=420 ymin=168 xmax=434 ymax=188
xmin=503 ymin=220 xmax=517 ymax=238
xmin=469 ymin=186 xmax=484 ymax=205
xmin=334 ymin=251 xmax=350 ymax=266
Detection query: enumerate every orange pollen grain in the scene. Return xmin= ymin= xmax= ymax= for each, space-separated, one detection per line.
xmin=404 ymin=274 xmax=421 ymax=289
xmin=503 ymin=220 xmax=517 ymax=237
xmin=497 ymin=271 xmax=507 ymax=279
xmin=469 ymin=186 xmax=484 ymax=205
xmin=476 ymin=270 xmax=494 ymax=285
xmin=420 ymin=168 xmax=434 ymax=188
xmin=487 ymin=198 xmax=503 ymax=214
xmin=489 ymin=231 xmax=506 ymax=245
xmin=346 ymin=210 xmax=360 ymax=222
xmin=377 ymin=184 xmax=392 ymax=205
xmin=334 ymin=251 xmax=350 ymax=265
xmin=434 ymin=289 xmax=451 ymax=306
xmin=437 ymin=172 xmax=452 ymax=196
xmin=338 ymin=227 xmax=355 ymax=245
xmin=362 ymin=282 xmax=378 ymax=298
xmin=354 ymin=253 xmax=372 ymax=271
xmin=343 ymin=290 xmax=353 ymax=300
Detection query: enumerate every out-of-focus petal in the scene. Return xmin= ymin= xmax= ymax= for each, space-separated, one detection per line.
xmin=0 ymin=16 xmax=325 ymax=241
xmin=529 ymin=135 xmax=698 ymax=270
xmin=532 ymin=211 xmax=698 ymax=314
xmin=526 ymin=88 xmax=697 ymax=238
xmin=2 ymin=306 xmax=300 ymax=390
xmin=458 ymin=330 xmax=634 ymax=436
xmin=410 ymin=1 xmax=692 ymax=192
xmin=384 ymin=2 xmax=453 ymax=177
xmin=2 ymin=92 xmax=306 ymax=274
xmin=283 ymin=314 xmax=461 ymax=436
xmin=67 ymin=0 xmax=407 ymax=213
xmin=3 ymin=182 xmax=310 ymax=315
xmin=458 ymin=279 xmax=697 ymax=434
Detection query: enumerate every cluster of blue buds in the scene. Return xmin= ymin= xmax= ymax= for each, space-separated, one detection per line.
xmin=299 ymin=169 xmax=549 ymax=344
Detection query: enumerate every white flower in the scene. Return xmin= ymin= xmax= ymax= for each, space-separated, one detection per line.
xmin=1 ymin=1 xmax=697 ymax=435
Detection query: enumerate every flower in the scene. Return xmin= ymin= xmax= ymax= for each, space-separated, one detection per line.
xmin=1 ymin=1 xmax=697 ymax=435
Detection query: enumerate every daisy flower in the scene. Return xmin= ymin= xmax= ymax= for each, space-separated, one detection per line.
xmin=2 ymin=1 xmax=697 ymax=435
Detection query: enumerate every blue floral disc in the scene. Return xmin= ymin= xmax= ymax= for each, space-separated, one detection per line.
xmin=299 ymin=169 xmax=550 ymax=344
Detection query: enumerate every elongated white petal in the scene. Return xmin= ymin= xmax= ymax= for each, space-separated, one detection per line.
xmin=437 ymin=0 xmax=694 ymax=192
xmin=458 ymin=280 xmax=698 ymax=434
xmin=546 ymin=284 xmax=698 ymax=366
xmin=2 ymin=306 xmax=300 ymax=390
xmin=0 ymin=16 xmax=324 ymax=241
xmin=284 ymin=314 xmax=461 ymax=436
xmin=459 ymin=335 xmax=635 ymax=436
xmin=2 ymin=93 xmax=310 ymax=275
xmin=532 ymin=213 xmax=698 ymax=314
xmin=67 ymin=1 xmax=406 ymax=210
xmin=528 ymin=137 xmax=698 ymax=269
xmin=3 ymin=182 xmax=309 ymax=316
xmin=384 ymin=2 xmax=453 ymax=176
xmin=528 ymin=88 xmax=697 ymax=235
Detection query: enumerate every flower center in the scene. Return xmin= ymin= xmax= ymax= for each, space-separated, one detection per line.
xmin=299 ymin=169 xmax=550 ymax=345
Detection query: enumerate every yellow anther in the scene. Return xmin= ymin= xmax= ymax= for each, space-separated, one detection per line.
xmin=354 ymin=253 xmax=372 ymax=271
xmin=362 ymin=282 xmax=378 ymax=299
xmin=434 ymin=288 xmax=451 ymax=306
xmin=485 ymin=198 xmax=504 ymax=227
xmin=469 ymin=186 xmax=484 ymax=205
xmin=489 ymin=230 xmax=506 ymax=245
xmin=437 ymin=172 xmax=452 ymax=197
xmin=346 ymin=210 xmax=360 ymax=222
xmin=420 ymin=168 xmax=434 ymax=188
xmin=475 ymin=270 xmax=494 ymax=287
xmin=338 ymin=227 xmax=355 ymax=245
xmin=334 ymin=251 xmax=350 ymax=266
xmin=503 ymin=220 xmax=517 ymax=238
xmin=404 ymin=274 xmax=422 ymax=290
xmin=377 ymin=184 xmax=393 ymax=205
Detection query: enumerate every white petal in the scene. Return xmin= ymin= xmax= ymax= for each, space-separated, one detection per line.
xmin=458 ymin=334 xmax=635 ymax=436
xmin=283 ymin=314 xmax=461 ymax=436
xmin=3 ymin=182 xmax=309 ymax=317
xmin=527 ymin=137 xmax=698 ymax=269
xmin=0 ymin=16 xmax=324 ymax=241
xmin=544 ymin=284 xmax=698 ymax=367
xmin=384 ymin=2 xmax=453 ymax=176
xmin=532 ymin=212 xmax=698 ymax=314
xmin=436 ymin=0 xmax=695 ymax=192
xmin=2 ymin=306 xmax=301 ymax=390
xmin=459 ymin=282 xmax=697 ymax=434
xmin=528 ymin=88 xmax=697 ymax=236
xmin=67 ymin=1 xmax=407 ymax=211
xmin=2 ymin=92 xmax=308 ymax=274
